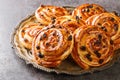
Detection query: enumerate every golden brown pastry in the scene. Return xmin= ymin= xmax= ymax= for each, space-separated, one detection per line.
xmin=32 ymin=24 xmax=74 ymax=67
xmin=72 ymin=3 xmax=106 ymax=21
xmin=72 ymin=25 xmax=113 ymax=69
xmin=35 ymin=5 xmax=69 ymax=26
xmin=18 ymin=22 xmax=44 ymax=49
xmin=54 ymin=15 xmax=85 ymax=33
xmin=114 ymin=38 xmax=120 ymax=50
xmin=85 ymin=14 xmax=99 ymax=25
xmin=86 ymin=13 xmax=120 ymax=50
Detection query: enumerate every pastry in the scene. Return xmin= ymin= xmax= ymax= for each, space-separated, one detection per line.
xmin=72 ymin=25 xmax=113 ymax=69
xmin=72 ymin=3 xmax=106 ymax=21
xmin=86 ymin=13 xmax=120 ymax=50
xmin=18 ymin=22 xmax=44 ymax=49
xmin=35 ymin=5 xmax=69 ymax=26
xmin=32 ymin=24 xmax=74 ymax=67
xmin=54 ymin=15 xmax=85 ymax=32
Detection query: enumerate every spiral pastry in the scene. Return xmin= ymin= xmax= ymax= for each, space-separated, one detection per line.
xmin=35 ymin=5 xmax=69 ymax=26
xmin=72 ymin=3 xmax=106 ymax=21
xmin=86 ymin=13 xmax=120 ymax=50
xmin=72 ymin=25 xmax=113 ymax=69
xmin=32 ymin=25 xmax=74 ymax=67
xmin=54 ymin=15 xmax=85 ymax=32
xmin=18 ymin=22 xmax=44 ymax=49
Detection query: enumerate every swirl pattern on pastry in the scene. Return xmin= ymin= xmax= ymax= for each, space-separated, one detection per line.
xmin=85 ymin=14 xmax=99 ymax=25
xmin=32 ymin=24 xmax=74 ymax=67
xmin=35 ymin=5 xmax=69 ymax=26
xmin=86 ymin=13 xmax=120 ymax=50
xmin=72 ymin=3 xmax=106 ymax=21
xmin=54 ymin=15 xmax=85 ymax=32
xmin=18 ymin=22 xmax=44 ymax=49
xmin=72 ymin=25 xmax=113 ymax=69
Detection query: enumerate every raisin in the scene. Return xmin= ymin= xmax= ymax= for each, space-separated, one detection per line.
xmin=99 ymin=59 xmax=104 ymax=64
xmin=51 ymin=17 xmax=56 ymax=20
xmin=101 ymin=26 xmax=107 ymax=32
xmin=86 ymin=54 xmax=92 ymax=61
xmin=87 ymin=5 xmax=93 ymax=8
xmin=59 ymin=26 xmax=62 ymax=28
xmin=98 ymin=34 xmax=102 ymax=40
xmin=76 ymin=16 xmax=79 ymax=20
xmin=94 ymin=50 xmax=101 ymax=58
xmin=68 ymin=19 xmax=71 ymax=21
xmin=51 ymin=25 xmax=55 ymax=28
xmin=80 ymin=46 xmax=86 ymax=51
xmin=110 ymin=40 xmax=114 ymax=45
xmin=97 ymin=23 xmax=101 ymax=26
xmin=43 ymin=33 xmax=47 ymax=38
xmin=46 ymin=42 xmax=50 ymax=46
xmin=38 ymin=52 xmax=44 ymax=58
xmin=36 ymin=46 xmax=40 ymax=50
xmin=85 ymin=8 xmax=90 ymax=12
xmin=112 ymin=11 xmax=120 ymax=16
xmin=110 ymin=17 xmax=115 ymax=21
xmin=94 ymin=40 xmax=101 ymax=46
xmin=40 ymin=37 xmax=43 ymax=41
xmin=68 ymin=35 xmax=72 ymax=41
xmin=114 ymin=24 xmax=118 ymax=31
xmin=51 ymin=19 xmax=55 ymax=24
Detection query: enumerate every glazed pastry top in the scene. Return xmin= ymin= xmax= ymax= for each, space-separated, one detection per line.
xmin=35 ymin=5 xmax=69 ymax=25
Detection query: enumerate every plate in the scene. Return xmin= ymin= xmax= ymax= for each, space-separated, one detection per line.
xmin=11 ymin=6 xmax=120 ymax=75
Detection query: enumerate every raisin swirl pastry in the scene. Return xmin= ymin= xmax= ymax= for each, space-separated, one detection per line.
xmin=35 ymin=5 xmax=69 ymax=26
xmin=86 ymin=13 xmax=120 ymax=50
xmin=72 ymin=25 xmax=113 ymax=69
xmin=18 ymin=22 xmax=44 ymax=49
xmin=54 ymin=15 xmax=85 ymax=33
xmin=72 ymin=3 xmax=106 ymax=21
xmin=32 ymin=25 xmax=74 ymax=67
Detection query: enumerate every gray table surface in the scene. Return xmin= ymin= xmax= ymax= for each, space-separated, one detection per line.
xmin=0 ymin=0 xmax=120 ymax=80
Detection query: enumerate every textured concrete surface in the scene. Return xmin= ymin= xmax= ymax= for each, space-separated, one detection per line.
xmin=0 ymin=0 xmax=120 ymax=80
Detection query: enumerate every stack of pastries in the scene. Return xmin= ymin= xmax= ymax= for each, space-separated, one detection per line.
xmin=15 ymin=4 xmax=120 ymax=70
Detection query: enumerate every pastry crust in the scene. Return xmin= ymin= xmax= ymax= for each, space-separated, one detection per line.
xmin=35 ymin=5 xmax=69 ymax=26
xmin=54 ymin=15 xmax=85 ymax=32
xmin=72 ymin=25 xmax=113 ymax=69
xmin=72 ymin=3 xmax=106 ymax=21
xmin=85 ymin=14 xmax=99 ymax=25
xmin=32 ymin=24 xmax=74 ymax=67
